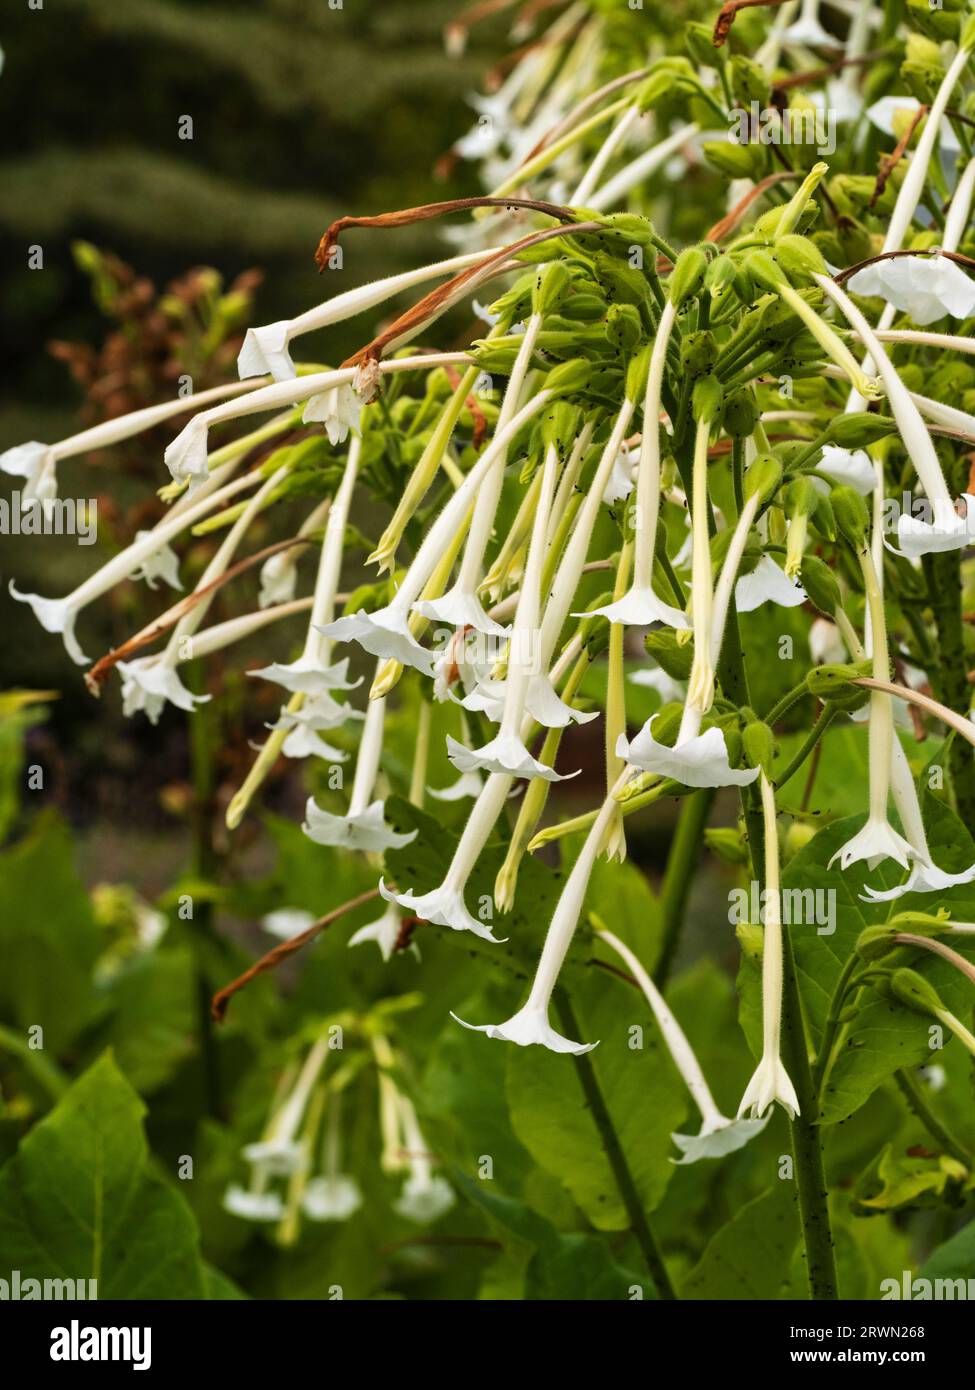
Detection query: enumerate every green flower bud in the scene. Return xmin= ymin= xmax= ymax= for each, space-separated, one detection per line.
xmin=743 ymin=719 xmax=775 ymax=773
xmin=745 ymin=249 xmax=786 ymax=291
xmin=889 ymin=967 xmax=946 ymax=1018
xmin=545 ymin=358 xmax=592 ymax=396
xmin=810 ymin=491 xmax=836 ymax=542
xmin=596 ymin=252 xmax=653 ymax=309
xmin=832 ymin=484 xmax=871 ymax=547
xmin=730 ymin=55 xmax=768 ymax=107
xmin=625 ymin=344 xmax=654 ymax=401
xmin=743 ymin=454 xmax=783 ymax=507
xmin=828 ymin=414 xmax=897 ymax=448
xmin=532 ymin=261 xmax=571 ymax=316
xmin=805 ymin=661 xmax=871 ymax=710
xmin=648 ymin=700 xmax=685 ymax=746
xmin=788 ymin=475 xmax=818 ymax=518
xmin=680 ymin=330 xmax=719 ymax=377
xmin=721 ymin=387 xmax=759 ymax=440
xmin=560 ymin=292 xmax=609 ymax=321
xmin=692 ymin=373 xmax=723 ymax=424
xmin=705 ymin=254 xmax=738 ymax=304
xmin=784 ymin=820 xmax=816 ymax=858
xmin=606 ymin=302 xmax=643 ymax=353
xmin=705 ymin=827 xmax=751 ymax=865
xmin=773 ymin=234 xmax=829 ymax=282
xmin=685 ymin=21 xmax=722 ymax=68
xmin=669 ymin=247 xmax=708 ymax=308
xmin=645 ymin=629 xmax=693 ymax=680
xmin=541 ymin=401 xmax=583 ymax=454
xmin=799 ymin=553 xmax=841 ymax=615
xmin=703 ymin=140 xmax=765 ymax=180
xmin=855 ymin=925 xmax=903 ymax=961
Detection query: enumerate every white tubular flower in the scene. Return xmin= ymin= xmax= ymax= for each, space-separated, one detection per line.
xmin=428 ymin=768 xmax=484 ymax=801
xmin=416 ymin=313 xmax=542 ymax=639
xmin=262 ymin=908 xmax=316 ymax=940
xmin=781 ymin=0 xmax=836 ymax=47
xmin=130 ymin=531 xmax=183 ymax=592
xmin=597 ymin=929 xmax=769 ymax=1164
xmin=735 ymin=555 xmax=807 ymax=614
xmin=866 ymin=96 xmax=960 ymax=153
xmin=303 ymin=694 xmax=414 ymax=852
xmin=814 ymin=445 xmax=877 ymax=495
xmin=258 ymin=550 xmax=297 ymax=609
xmin=239 ymin=252 xmax=487 ymax=381
xmin=7 ymin=586 xmax=90 ymax=666
xmin=738 ymin=772 xmax=801 ymax=1121
xmin=446 ymin=443 xmax=574 ymax=781
xmin=685 ymin=413 xmax=717 ymax=712
xmin=302 ymin=1176 xmax=363 ymax=1222
xmin=617 ymin=713 xmax=760 ymax=790
xmin=628 ymin=665 xmax=686 ymax=705
xmin=453 ymin=788 xmax=625 ymax=1054
xmin=268 ymin=688 xmax=364 ymax=732
xmin=223 ymin=1184 xmax=285 ymax=1223
xmin=847 ymin=254 xmax=975 ymax=326
xmin=861 ymin=734 xmax=975 ymax=901
xmin=249 ymin=655 xmax=359 ymax=693
xmin=809 ymin=617 xmax=846 ymax=666
xmin=279 ymin=723 xmax=348 ymax=762
xmin=393 ymin=1098 xmax=455 ymax=1224
xmin=243 ymin=1035 xmax=331 ymax=1175
xmin=829 ymin=545 xmax=915 ymax=874
xmin=303 ymin=383 xmax=362 ymax=446
xmin=325 ymin=390 xmax=553 ymax=674
xmin=817 ymin=274 xmax=968 ymax=556
xmin=591 ymin=299 xmax=690 ymax=630
xmin=381 ymin=772 xmax=511 ymax=941
xmin=116 ymin=656 xmax=211 ymax=725
xmin=1 ymin=440 xmax=58 ymax=512
xmin=348 ymin=900 xmax=403 ymax=961
xmin=588 ymin=122 xmax=701 ymax=212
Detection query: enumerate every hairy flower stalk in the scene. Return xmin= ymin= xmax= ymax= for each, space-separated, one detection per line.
xmin=738 ymin=772 xmax=801 ymax=1120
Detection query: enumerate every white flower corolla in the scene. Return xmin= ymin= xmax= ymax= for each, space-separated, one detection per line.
xmin=268 ymin=687 xmax=364 ymax=732
xmin=617 ymin=716 xmax=759 ymax=790
xmin=455 ymin=113 xmax=507 ymax=160
xmin=382 ymin=772 xmax=511 ymax=941
xmin=414 ymin=587 xmax=510 ymax=637
xmin=222 ymin=1185 xmax=285 ymax=1223
xmin=458 ymin=671 xmax=598 ymax=730
xmin=446 ymin=730 xmax=577 ymax=782
xmin=303 ymin=383 xmax=362 ymax=447
xmin=865 ymin=95 xmax=960 ymax=153
xmin=244 ymin=1036 xmax=331 ymax=1176
xmin=739 ymin=773 xmax=801 ymax=1121
xmin=601 ymin=445 xmax=636 ymax=504
xmin=0 ymin=440 xmax=58 ymax=510
xmin=322 ymin=605 xmax=438 ymax=676
xmin=348 ymin=900 xmax=403 ymax=961
xmin=130 ymin=531 xmax=183 ymax=592
xmin=8 ymin=585 xmax=89 ymax=666
xmin=258 ymin=550 xmax=297 ymax=609
xmin=249 ymin=654 xmax=360 ymax=694
xmin=302 ymin=1175 xmax=363 ymax=1223
xmin=813 ymin=445 xmax=877 ymax=495
xmin=628 ymin=665 xmax=686 ymax=705
xmin=241 ymin=1135 xmax=306 ymax=1175
xmin=428 ymin=768 xmax=483 ymax=801
xmin=261 ymin=908 xmax=316 ymax=940
xmin=847 ymin=254 xmax=975 ymax=326
xmin=809 ymin=617 xmax=846 ymax=666
xmin=597 ymin=928 xmax=769 ymax=1164
xmin=781 ymin=2 xmax=836 ymax=49
xmin=116 ymin=656 xmax=212 ymax=724
xmin=735 ymin=555 xmax=807 ymax=614
xmin=304 ymin=797 xmax=415 ymax=852
xmin=830 ymin=813 xmax=915 ymax=873
xmin=238 ymin=320 xmax=293 ymax=381
xmin=279 ymin=723 xmax=349 ymax=762
xmin=895 ymin=494 xmax=975 ymax=559
xmin=390 ymin=1095 xmax=455 ymax=1224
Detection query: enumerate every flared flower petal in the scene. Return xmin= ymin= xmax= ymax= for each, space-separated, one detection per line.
xmin=394 ymin=1173 xmax=455 ymax=1224
xmin=348 ymin=901 xmax=403 ymax=961
xmin=303 ymin=384 xmax=362 ymax=446
xmin=1 ymin=440 xmax=52 ymax=486
xmin=269 ymin=689 xmax=364 ymax=732
xmin=828 ymin=814 xmax=915 ymax=873
xmin=261 ymin=908 xmax=316 ymax=940
xmin=116 ymin=657 xmax=211 ymax=724
xmin=320 ymin=607 xmax=435 ymax=676
xmin=413 ymin=587 xmax=510 ymax=637
xmin=452 ymin=1003 xmax=597 ymax=1054
xmin=601 ymin=446 xmax=636 ymax=504
xmin=248 ymin=653 xmax=361 ymax=694
xmin=735 ymin=556 xmax=807 ymax=613
xmin=585 ymin=585 xmax=690 ymax=630
xmin=428 ymin=769 xmax=484 ymax=801
xmin=8 ymin=583 xmax=88 ymax=665
xmin=629 ymin=666 xmax=686 ymax=704
xmin=618 ymin=720 xmax=760 ymax=789
xmin=237 ymin=320 xmax=294 ymax=382
xmin=241 ymin=1137 xmax=306 ymax=1175
xmin=222 ymin=1185 xmax=285 ymax=1223
xmin=379 ymin=877 xmax=502 ymax=942
xmin=860 ymin=856 xmax=975 ymax=902
xmin=446 ymin=731 xmax=574 ymax=782
xmin=847 ymin=254 xmax=975 ymax=326
xmin=737 ymin=1053 xmax=800 ymax=1120
xmin=814 ymin=445 xmax=877 ymax=495
xmin=670 ymin=1114 xmax=770 ymax=1165
xmin=302 ymin=1175 xmax=363 ymax=1222
xmin=781 ymin=16 xmax=836 ymax=46
xmin=894 ymin=494 xmax=975 ymax=558
xmin=302 ymin=798 xmax=417 ymax=852
xmin=163 ymin=417 xmax=209 ymax=487
xmin=257 ymin=551 xmax=296 ymax=609
xmin=280 ymin=724 xmax=348 ymax=762
xmin=131 ymin=531 xmax=183 ymax=591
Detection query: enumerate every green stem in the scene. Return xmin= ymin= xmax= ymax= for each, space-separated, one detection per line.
xmin=731 ymin=436 xmax=745 ymax=516
xmin=554 ymin=988 xmax=677 ymax=1301
xmin=923 ymin=550 xmax=975 ymax=826
xmin=774 ymin=705 xmax=839 ymax=788
xmin=653 ymin=789 xmax=714 ymax=989
xmin=0 ymin=1023 xmax=69 ymax=1103
xmin=765 ymin=679 xmax=811 ymax=728
xmin=811 ymin=953 xmax=862 ymax=1097
xmin=894 ymin=1068 xmax=971 ymax=1166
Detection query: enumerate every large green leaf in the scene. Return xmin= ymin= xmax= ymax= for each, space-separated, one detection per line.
xmin=504 ymin=975 xmax=687 ymax=1230
xmin=920 ymin=1218 xmax=975 ymax=1284
xmin=0 ymin=1052 xmax=206 ymax=1298
xmin=680 ymin=1182 xmax=799 ymax=1299
xmin=94 ymin=950 xmax=196 ymax=1093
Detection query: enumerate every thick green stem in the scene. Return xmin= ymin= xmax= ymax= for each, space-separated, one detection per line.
xmin=555 ymin=989 xmax=677 ymax=1301
xmin=923 ymin=549 xmax=975 ymax=826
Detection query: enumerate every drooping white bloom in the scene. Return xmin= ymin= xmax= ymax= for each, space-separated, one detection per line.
xmin=348 ymin=900 xmax=403 ymax=961
xmin=847 ymin=253 xmax=975 ymax=326
xmin=628 ymin=665 xmax=686 ymax=705
xmin=0 ymin=440 xmax=57 ymax=510
xmin=223 ymin=1184 xmax=285 ymax=1223
xmin=446 ymin=730 xmax=576 ymax=782
xmin=597 ymin=928 xmax=769 ymax=1164
xmin=262 ymin=908 xmax=316 ymax=940
xmin=428 ymin=768 xmax=484 ymax=801
xmin=895 ymin=494 xmax=975 ymax=559
xmin=392 ymin=1096 xmax=455 ymax=1224
xmin=116 ymin=656 xmax=211 ymax=724
xmin=814 ymin=445 xmax=877 ymax=495
xmin=738 ymin=773 xmax=801 ymax=1120
xmin=303 ymin=383 xmax=363 ymax=446
xmin=735 ymin=555 xmax=807 ymax=614
xmin=258 ymin=550 xmax=297 ymax=609
xmin=243 ymin=1035 xmax=331 ymax=1176
xmin=8 ymin=585 xmax=89 ymax=666
xmin=617 ymin=717 xmax=760 ymax=790
xmin=130 ymin=531 xmax=183 ymax=592
xmin=809 ymin=617 xmax=846 ymax=667
xmin=302 ymin=694 xmax=414 ymax=852
xmin=302 ymin=1175 xmax=363 ymax=1222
